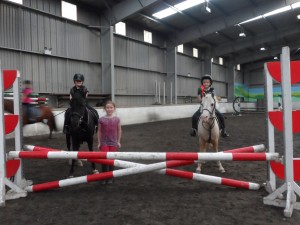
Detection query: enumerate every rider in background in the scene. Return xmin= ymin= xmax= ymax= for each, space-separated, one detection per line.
xmin=22 ymin=80 xmax=36 ymax=123
xmin=190 ymin=74 xmax=229 ymax=138
xmin=63 ymin=73 xmax=99 ymax=134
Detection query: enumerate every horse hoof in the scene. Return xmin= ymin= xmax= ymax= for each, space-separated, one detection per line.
xmin=92 ymin=169 xmax=99 ymax=174
xmin=67 ymin=159 xmax=72 ymax=165
xmin=75 ymin=160 xmax=83 ymax=167
xmin=196 ymin=168 xmax=201 ymax=173
xmin=220 ymin=169 xmax=226 ymax=173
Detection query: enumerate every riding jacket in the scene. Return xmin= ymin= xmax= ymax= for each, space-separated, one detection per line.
xmin=70 ymin=86 xmax=88 ymax=100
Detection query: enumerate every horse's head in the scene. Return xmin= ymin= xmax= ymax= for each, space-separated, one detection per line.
xmin=200 ymin=93 xmax=216 ymax=122
xmin=69 ymin=93 xmax=87 ymax=131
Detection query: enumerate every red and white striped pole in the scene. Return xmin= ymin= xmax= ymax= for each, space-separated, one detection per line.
xmin=9 ymin=151 xmax=278 ymax=161
xmin=23 ymin=144 xmax=266 ymax=154
xmin=25 ymin=160 xmax=195 ymax=192
xmin=89 ymin=158 xmax=261 ymax=190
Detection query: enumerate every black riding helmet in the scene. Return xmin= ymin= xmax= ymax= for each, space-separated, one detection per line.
xmin=73 ymin=73 xmax=84 ymax=82
xmin=23 ymin=80 xmax=31 ymax=85
xmin=201 ymin=74 xmax=213 ymax=85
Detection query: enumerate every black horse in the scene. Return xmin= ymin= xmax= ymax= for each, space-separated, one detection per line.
xmin=66 ymin=92 xmax=99 ymax=177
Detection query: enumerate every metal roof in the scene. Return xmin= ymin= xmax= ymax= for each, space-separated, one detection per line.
xmin=76 ymin=0 xmax=300 ymax=69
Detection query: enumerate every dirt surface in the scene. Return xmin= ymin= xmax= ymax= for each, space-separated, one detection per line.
xmin=1 ymin=113 xmax=300 ymax=225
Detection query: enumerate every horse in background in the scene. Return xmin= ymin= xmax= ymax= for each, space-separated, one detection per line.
xmin=66 ymin=92 xmax=99 ymax=177
xmin=196 ymin=93 xmax=225 ymax=174
xmin=4 ymin=99 xmax=57 ymax=139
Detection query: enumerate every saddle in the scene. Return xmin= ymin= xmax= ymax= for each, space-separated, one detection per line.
xmin=24 ymin=105 xmax=41 ymax=123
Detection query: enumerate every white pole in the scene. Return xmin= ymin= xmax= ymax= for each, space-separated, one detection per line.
xmin=0 ymin=61 xmax=6 ymax=206
xmin=163 ymin=82 xmax=166 ymax=105
xmin=264 ymin=63 xmax=276 ymax=192
xmin=155 ymin=80 xmax=158 ymax=103
xmin=158 ymin=82 xmax=161 ymax=104
xmin=170 ymin=82 xmax=173 ymax=104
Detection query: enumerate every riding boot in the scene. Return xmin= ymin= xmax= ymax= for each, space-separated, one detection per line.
xmin=215 ymin=110 xmax=229 ymax=138
xmin=63 ymin=125 xmax=70 ymax=134
xmin=190 ymin=109 xmax=200 ymax=137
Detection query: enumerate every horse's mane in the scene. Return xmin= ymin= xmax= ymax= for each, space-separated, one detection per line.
xmin=70 ymin=92 xmax=86 ymax=111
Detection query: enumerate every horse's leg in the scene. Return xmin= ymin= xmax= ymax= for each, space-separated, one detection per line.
xmin=88 ymin=136 xmax=98 ymax=174
xmin=68 ymin=137 xmax=77 ymax=177
xmin=196 ymin=138 xmax=206 ymax=173
xmin=47 ymin=112 xmax=56 ymax=139
xmin=212 ymin=139 xmax=225 ymax=173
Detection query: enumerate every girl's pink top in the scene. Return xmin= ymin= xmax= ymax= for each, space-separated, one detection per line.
xmin=99 ymin=116 xmax=120 ymax=147
xmin=22 ymin=88 xmax=33 ymax=104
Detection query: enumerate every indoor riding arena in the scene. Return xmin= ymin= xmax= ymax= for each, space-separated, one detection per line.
xmin=1 ymin=0 xmax=300 ymax=225
xmin=1 ymin=114 xmax=300 ymax=225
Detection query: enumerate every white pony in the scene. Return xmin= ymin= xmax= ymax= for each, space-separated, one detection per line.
xmin=196 ymin=93 xmax=225 ymax=173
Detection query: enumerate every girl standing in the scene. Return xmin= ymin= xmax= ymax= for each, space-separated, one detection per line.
xmin=97 ymin=100 xmax=122 ymax=184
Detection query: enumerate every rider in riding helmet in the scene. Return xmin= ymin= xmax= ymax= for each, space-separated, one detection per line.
xmin=63 ymin=73 xmax=99 ymax=134
xmin=22 ymin=80 xmax=36 ymax=123
xmin=190 ymin=74 xmax=229 ymax=138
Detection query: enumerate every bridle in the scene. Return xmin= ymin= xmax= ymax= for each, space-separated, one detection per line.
xmin=199 ymin=93 xmax=217 ymax=142
xmin=70 ymin=108 xmax=89 ymax=132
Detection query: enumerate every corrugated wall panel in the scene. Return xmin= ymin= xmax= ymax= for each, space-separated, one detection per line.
xmin=115 ymin=67 xmax=165 ymax=96
xmin=212 ymin=63 xmax=227 ymax=82
xmin=177 ymin=76 xmax=200 ymax=96
xmin=114 ymin=36 xmax=127 ymax=67
xmin=115 ymin=35 xmax=165 ymax=72
xmin=212 ymin=63 xmax=227 ymax=97
xmin=177 ymin=54 xmax=202 ymax=78
xmin=235 ymin=70 xmax=243 ymax=83
xmin=245 ymin=69 xmax=264 ymax=85
xmin=0 ymin=4 xmax=19 ymax=49
xmin=149 ymin=46 xmax=165 ymax=72
xmin=0 ymin=1 xmax=101 ymax=96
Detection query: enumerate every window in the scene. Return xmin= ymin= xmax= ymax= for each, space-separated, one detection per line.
xmin=115 ymin=22 xmax=126 ymax=36
xmin=177 ymin=44 xmax=183 ymax=53
xmin=211 ymin=58 xmax=214 ymax=62
xmin=236 ymin=64 xmax=241 ymax=70
xmin=193 ymin=48 xmax=198 ymax=58
xmin=219 ymin=57 xmax=223 ymax=65
xmin=7 ymin=0 xmax=23 ymax=4
xmin=61 ymin=1 xmax=77 ymax=21
xmin=144 ymin=30 xmax=152 ymax=44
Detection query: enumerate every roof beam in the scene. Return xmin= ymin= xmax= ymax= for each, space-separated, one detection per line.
xmin=211 ymin=24 xmax=300 ymax=57
xmin=233 ymin=40 xmax=300 ymax=64
xmin=103 ymin=0 xmax=160 ymax=25
xmin=167 ymin=0 xmax=300 ymax=47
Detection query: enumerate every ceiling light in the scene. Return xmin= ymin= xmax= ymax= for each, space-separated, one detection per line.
xmin=153 ymin=8 xmax=177 ymax=19
xmin=239 ymin=16 xmax=262 ymax=24
xmin=236 ymin=24 xmax=246 ymax=37
xmin=260 ymin=47 xmax=266 ymax=51
xmin=292 ymin=2 xmax=300 ymax=9
xmin=297 ymin=15 xmax=300 ymax=20
xmin=175 ymin=0 xmax=205 ymax=11
xmin=152 ymin=0 xmax=207 ymax=19
xmin=274 ymin=56 xmax=278 ymax=60
xmin=239 ymin=32 xmax=246 ymax=37
xmin=263 ymin=6 xmax=291 ymax=17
